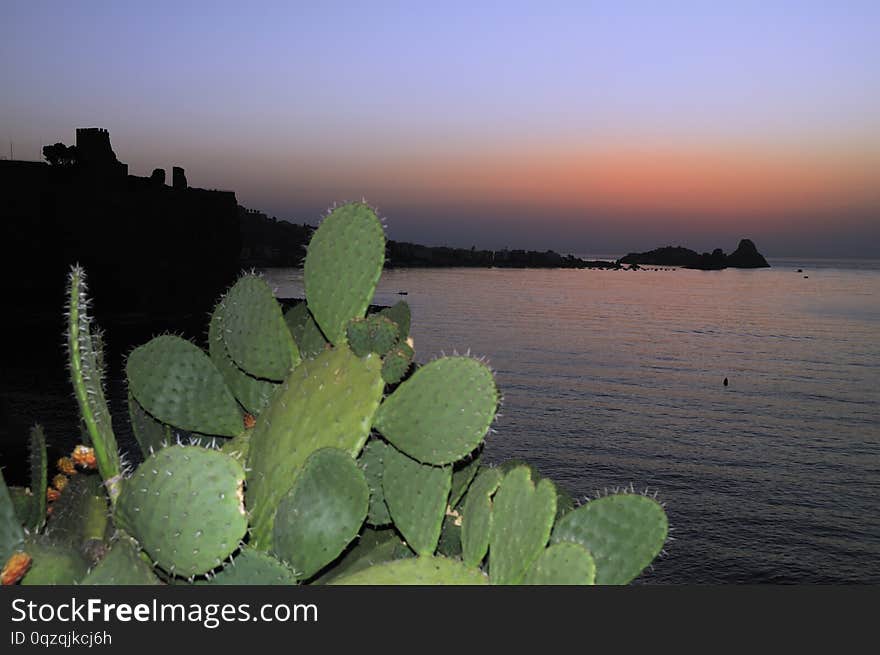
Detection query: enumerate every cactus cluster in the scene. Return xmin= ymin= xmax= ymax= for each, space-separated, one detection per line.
xmin=0 ymin=201 xmax=668 ymax=585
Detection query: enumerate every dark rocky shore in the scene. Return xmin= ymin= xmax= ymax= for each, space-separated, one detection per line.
xmin=619 ymin=239 xmax=770 ymax=270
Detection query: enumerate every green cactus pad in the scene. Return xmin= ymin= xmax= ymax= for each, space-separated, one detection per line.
xmin=382 ymin=446 xmax=451 ymax=556
xmin=114 ymin=446 xmax=248 ymax=577
xmin=313 ymin=527 xmax=412 ymax=584
xmin=44 ymin=474 xmax=108 ymax=553
xmin=304 ymin=202 xmax=385 ymax=345
xmin=551 ymin=493 xmax=668 ymax=585
xmin=346 ymin=315 xmax=399 ymax=357
xmin=522 ymin=542 xmax=596 ymax=585
xmin=437 ymin=514 xmax=462 ymax=558
xmin=460 ymin=467 xmax=503 ymax=567
xmin=218 ymin=274 xmax=299 ymax=381
xmin=200 ymin=548 xmax=298 ymax=585
xmin=128 ymin=393 xmax=173 ymax=458
xmin=81 ymin=537 xmax=161 ymax=585
xmin=380 ymin=342 xmax=414 ymax=385
xmin=284 ymin=302 xmax=328 ymax=359
xmin=9 ymin=487 xmax=32 ymax=526
xmin=359 ymin=439 xmax=392 ymax=527
xmin=330 ymin=555 xmax=487 ymax=585
xmin=1 ymin=469 xmax=25 ymax=564
xmin=127 ymin=335 xmax=243 ymax=437
xmin=373 ymin=357 xmax=498 ymax=465
xmin=379 ymin=301 xmax=411 ymax=340
xmin=26 ymin=424 xmax=48 ymax=531
xmin=449 ymin=453 xmax=482 ymax=509
xmin=209 ymin=308 xmax=278 ymax=415
xmin=247 ymin=345 xmax=384 ymax=549
xmin=272 ymin=448 xmax=369 ymax=580
xmin=488 ymin=466 xmax=557 ymax=585
xmin=20 ymin=538 xmax=89 ymax=585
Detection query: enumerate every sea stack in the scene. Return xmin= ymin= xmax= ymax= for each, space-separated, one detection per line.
xmin=726 ymin=239 xmax=770 ymax=268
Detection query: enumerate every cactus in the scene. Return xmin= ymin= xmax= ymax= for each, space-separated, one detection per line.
xmin=66 ymin=266 xmax=122 ymax=501
xmin=1 ymin=470 xmax=25 ymax=566
xmin=246 ymin=344 xmax=384 ymax=549
xmin=208 ymin=307 xmax=278 ymax=416
xmin=216 ymin=274 xmax=300 ymax=381
xmin=329 ymin=555 xmax=488 ymax=585
xmin=80 ymin=537 xmax=161 ymax=585
xmin=283 ymin=302 xmax=327 ymax=359
xmin=272 ymin=448 xmax=369 ymax=580
xmin=26 ymin=425 xmax=48 ymax=531
xmin=114 ymin=446 xmax=248 ymax=578
xmin=381 ymin=445 xmax=451 ymax=556
xmin=373 ymin=357 xmax=498 ymax=465
xmin=522 ymin=542 xmax=596 ymax=585
xmin=304 ymin=202 xmax=386 ymax=345
xmin=460 ymin=466 xmax=503 ymax=567
xmin=358 ymin=438 xmax=392 ymax=527
xmin=551 ymin=493 xmax=668 ymax=585
xmin=198 ymin=548 xmax=298 ymax=585
xmin=127 ymin=335 xmax=243 ymax=438
xmin=488 ymin=466 xmax=557 ymax=585
xmin=4 ymin=200 xmax=669 ymax=586
xmin=128 ymin=393 xmax=173 ymax=458
xmin=19 ymin=537 xmax=89 ymax=585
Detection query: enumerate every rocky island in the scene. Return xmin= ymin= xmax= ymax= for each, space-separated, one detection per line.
xmin=618 ymin=239 xmax=770 ymax=270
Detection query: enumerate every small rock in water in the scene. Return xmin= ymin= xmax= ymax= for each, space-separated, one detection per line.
xmin=723 ymin=377 xmax=729 ymax=387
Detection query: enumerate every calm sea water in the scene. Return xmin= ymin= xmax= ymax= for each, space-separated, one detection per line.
xmin=262 ymin=258 xmax=880 ymax=584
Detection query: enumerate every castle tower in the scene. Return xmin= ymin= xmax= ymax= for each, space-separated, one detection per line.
xmin=75 ymin=128 xmax=128 ymax=177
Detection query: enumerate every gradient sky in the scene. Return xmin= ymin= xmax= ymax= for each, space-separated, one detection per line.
xmin=2 ymin=1 xmax=878 ymax=257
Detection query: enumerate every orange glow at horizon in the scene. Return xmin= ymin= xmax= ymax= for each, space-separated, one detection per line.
xmin=362 ymin=144 xmax=880 ymax=219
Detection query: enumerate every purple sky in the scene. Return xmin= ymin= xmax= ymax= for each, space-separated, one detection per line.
xmin=2 ymin=1 xmax=878 ymax=256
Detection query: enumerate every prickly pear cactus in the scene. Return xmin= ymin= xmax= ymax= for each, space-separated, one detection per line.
xmin=5 ymin=199 xmax=669 ymax=586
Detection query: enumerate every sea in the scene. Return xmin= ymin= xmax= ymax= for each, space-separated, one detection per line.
xmin=1 ymin=258 xmax=877 ymax=583
xmin=260 ymin=258 xmax=880 ymax=584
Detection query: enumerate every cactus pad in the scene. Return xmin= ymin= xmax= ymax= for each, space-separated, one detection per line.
xmin=128 ymin=393 xmax=172 ymax=458
xmin=460 ymin=466 xmax=503 ymax=567
xmin=359 ymin=438 xmax=392 ymax=527
xmin=217 ymin=274 xmax=299 ymax=381
xmin=209 ymin=308 xmax=278 ymax=415
xmin=1 ymin=470 xmax=25 ymax=564
xmin=522 ymin=542 xmax=596 ymax=585
xmin=488 ymin=466 xmax=557 ymax=585
xmin=551 ymin=493 xmax=668 ymax=584
xmin=200 ymin=548 xmax=298 ymax=585
xmin=382 ymin=445 xmax=451 ymax=556
xmin=284 ymin=302 xmax=328 ymax=359
xmin=346 ymin=315 xmax=399 ymax=357
xmin=81 ymin=538 xmax=161 ymax=585
xmin=247 ymin=345 xmax=384 ymax=549
xmin=304 ymin=202 xmax=385 ymax=345
xmin=127 ymin=335 xmax=243 ymax=437
xmin=381 ymin=342 xmax=414 ymax=385
xmin=373 ymin=356 xmax=497 ymax=465
xmin=330 ymin=555 xmax=487 ymax=585
xmin=313 ymin=527 xmax=412 ymax=584
xmin=114 ymin=446 xmax=248 ymax=577
xmin=449 ymin=453 xmax=482 ymax=509
xmin=20 ymin=538 xmax=89 ymax=585
xmin=272 ymin=448 xmax=369 ymax=580
xmin=379 ymin=300 xmax=411 ymax=340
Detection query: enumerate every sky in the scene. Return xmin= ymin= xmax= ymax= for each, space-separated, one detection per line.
xmin=2 ymin=1 xmax=879 ymax=257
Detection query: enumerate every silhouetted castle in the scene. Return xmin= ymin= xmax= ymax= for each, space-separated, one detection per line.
xmin=0 ymin=128 xmax=240 ymax=320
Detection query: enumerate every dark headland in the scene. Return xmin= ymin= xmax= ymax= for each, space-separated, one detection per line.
xmin=618 ymin=239 xmax=770 ymax=270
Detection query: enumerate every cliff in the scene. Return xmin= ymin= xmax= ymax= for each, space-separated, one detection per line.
xmin=619 ymin=239 xmax=770 ymax=270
